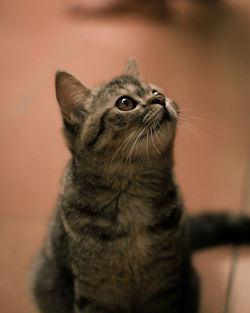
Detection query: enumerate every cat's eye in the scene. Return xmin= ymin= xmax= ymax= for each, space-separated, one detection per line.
xmin=116 ymin=96 xmax=137 ymax=111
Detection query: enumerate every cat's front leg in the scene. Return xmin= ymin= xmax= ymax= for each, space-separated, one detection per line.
xmin=140 ymin=267 xmax=200 ymax=313
xmin=30 ymin=251 xmax=74 ymax=313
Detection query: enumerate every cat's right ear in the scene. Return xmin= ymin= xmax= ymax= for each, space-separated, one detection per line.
xmin=123 ymin=57 xmax=140 ymax=77
xmin=55 ymin=71 xmax=91 ymax=124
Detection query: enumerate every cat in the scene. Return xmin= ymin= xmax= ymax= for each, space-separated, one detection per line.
xmin=30 ymin=58 xmax=250 ymax=313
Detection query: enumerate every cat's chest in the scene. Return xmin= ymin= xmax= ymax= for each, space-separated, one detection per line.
xmin=71 ymin=228 xmax=153 ymax=282
xmin=67 ymin=188 xmax=163 ymax=278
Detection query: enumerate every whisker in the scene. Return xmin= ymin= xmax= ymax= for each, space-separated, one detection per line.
xmin=153 ymin=123 xmax=163 ymax=148
xmin=178 ymin=121 xmax=210 ymax=148
xmin=177 ymin=116 xmax=188 ymax=123
xmin=156 ymin=127 xmax=165 ymax=139
xmin=121 ymin=131 xmax=137 ymax=162
xmin=107 ymin=130 xmax=136 ymax=178
xmin=124 ymin=127 xmax=146 ymax=175
xmin=179 ymin=109 xmax=206 ymax=122
xmin=146 ymin=128 xmax=151 ymax=163
xmin=183 ymin=114 xmax=205 ymax=121
xmin=150 ymin=126 xmax=161 ymax=155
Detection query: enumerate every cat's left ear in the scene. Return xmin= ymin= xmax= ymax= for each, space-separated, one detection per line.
xmin=123 ymin=57 xmax=140 ymax=77
xmin=55 ymin=71 xmax=91 ymax=124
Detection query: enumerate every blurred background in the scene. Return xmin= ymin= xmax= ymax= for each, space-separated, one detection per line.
xmin=0 ymin=0 xmax=249 ymax=312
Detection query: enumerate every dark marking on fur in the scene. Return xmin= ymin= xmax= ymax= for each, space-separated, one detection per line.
xmin=75 ymin=296 xmax=89 ymax=310
xmin=146 ymin=284 xmax=180 ymax=309
xmin=148 ymin=207 xmax=182 ymax=232
xmin=98 ymin=230 xmax=128 ymax=241
xmin=87 ymin=111 xmax=110 ymax=147
xmin=63 ymin=119 xmax=80 ymax=135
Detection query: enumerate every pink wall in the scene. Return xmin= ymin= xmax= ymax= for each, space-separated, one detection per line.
xmin=0 ymin=1 xmax=249 ymax=312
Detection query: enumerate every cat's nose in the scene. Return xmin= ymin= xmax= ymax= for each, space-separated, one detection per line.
xmin=147 ymin=94 xmax=166 ymax=107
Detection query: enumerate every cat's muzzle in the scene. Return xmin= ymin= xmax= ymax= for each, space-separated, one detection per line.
xmin=147 ymin=94 xmax=166 ymax=107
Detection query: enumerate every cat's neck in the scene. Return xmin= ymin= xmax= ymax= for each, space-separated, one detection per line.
xmin=59 ymin=154 xmax=181 ymax=240
xmin=61 ymin=151 xmax=176 ymax=206
xmin=72 ymin=149 xmax=173 ymax=186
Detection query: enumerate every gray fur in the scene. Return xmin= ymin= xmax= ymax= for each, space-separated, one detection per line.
xmin=30 ymin=59 xmax=250 ymax=313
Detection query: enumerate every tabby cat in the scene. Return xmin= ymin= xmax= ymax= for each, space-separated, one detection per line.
xmin=30 ymin=58 xmax=250 ymax=313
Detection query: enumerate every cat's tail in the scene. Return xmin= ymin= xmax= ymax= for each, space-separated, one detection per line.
xmin=187 ymin=212 xmax=250 ymax=252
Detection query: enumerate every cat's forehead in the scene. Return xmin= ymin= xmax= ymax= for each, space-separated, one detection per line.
xmin=104 ymin=76 xmax=158 ymax=97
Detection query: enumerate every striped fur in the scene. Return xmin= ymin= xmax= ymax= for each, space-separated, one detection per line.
xmin=30 ymin=59 xmax=250 ymax=313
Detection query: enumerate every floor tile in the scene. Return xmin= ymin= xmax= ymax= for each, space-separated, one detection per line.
xmin=230 ymin=247 xmax=250 ymax=313
xmin=193 ymin=247 xmax=233 ymax=313
xmin=0 ymin=216 xmax=47 ymax=313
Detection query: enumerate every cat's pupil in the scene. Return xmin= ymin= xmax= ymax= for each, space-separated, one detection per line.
xmin=116 ymin=96 xmax=137 ymax=111
xmin=152 ymin=90 xmax=159 ymax=95
xmin=123 ymin=98 xmax=130 ymax=106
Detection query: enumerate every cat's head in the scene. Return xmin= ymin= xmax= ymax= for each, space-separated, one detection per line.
xmin=55 ymin=58 xmax=178 ymax=167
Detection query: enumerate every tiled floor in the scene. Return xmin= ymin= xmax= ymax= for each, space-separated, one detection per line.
xmin=0 ymin=1 xmax=249 ymax=312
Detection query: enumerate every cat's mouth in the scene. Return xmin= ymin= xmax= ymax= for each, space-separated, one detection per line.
xmin=152 ymin=112 xmax=170 ymax=130
xmin=140 ymin=108 xmax=171 ymax=139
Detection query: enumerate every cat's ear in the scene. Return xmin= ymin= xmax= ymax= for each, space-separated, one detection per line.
xmin=55 ymin=71 xmax=91 ymax=123
xmin=123 ymin=57 xmax=140 ymax=77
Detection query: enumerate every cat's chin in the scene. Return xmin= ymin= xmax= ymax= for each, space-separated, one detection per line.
xmin=134 ymin=122 xmax=175 ymax=159
xmin=142 ymin=115 xmax=174 ymax=139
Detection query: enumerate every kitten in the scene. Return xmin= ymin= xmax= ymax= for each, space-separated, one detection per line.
xmin=30 ymin=58 xmax=250 ymax=313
